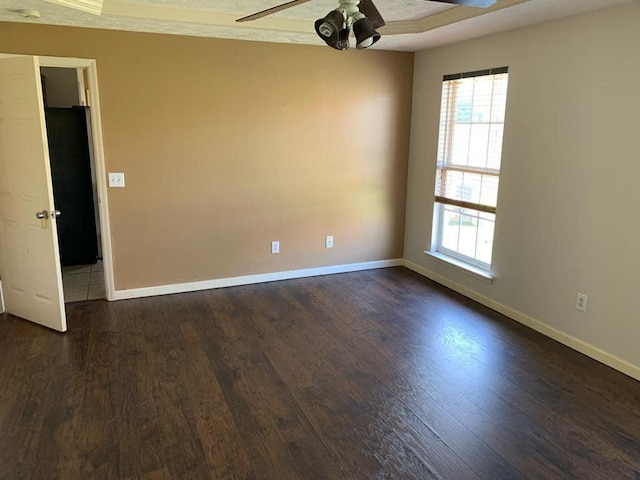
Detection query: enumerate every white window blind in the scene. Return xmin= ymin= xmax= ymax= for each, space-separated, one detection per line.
xmin=433 ymin=67 xmax=509 ymax=268
xmin=436 ymin=67 xmax=508 ymax=213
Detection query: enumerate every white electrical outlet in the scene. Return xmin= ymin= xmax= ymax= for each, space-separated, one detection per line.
xmin=108 ymin=172 xmax=125 ymax=188
xmin=576 ymin=293 xmax=588 ymax=313
xmin=325 ymin=235 xmax=334 ymax=248
xmin=271 ymin=241 xmax=280 ymax=254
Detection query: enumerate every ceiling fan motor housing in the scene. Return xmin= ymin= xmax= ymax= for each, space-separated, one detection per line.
xmin=337 ymin=0 xmax=362 ymax=19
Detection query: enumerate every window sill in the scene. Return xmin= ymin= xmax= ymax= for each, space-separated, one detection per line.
xmin=423 ymin=251 xmax=494 ymax=284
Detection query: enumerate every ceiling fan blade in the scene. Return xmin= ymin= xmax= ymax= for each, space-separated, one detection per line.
xmin=358 ymin=0 xmax=386 ymax=29
xmin=236 ymin=0 xmax=314 ymax=22
xmin=429 ymin=0 xmax=497 ymax=7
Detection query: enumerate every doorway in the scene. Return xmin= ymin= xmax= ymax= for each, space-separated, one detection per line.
xmin=0 ymin=53 xmax=115 ymax=330
xmin=40 ymin=66 xmax=105 ymax=302
xmin=39 ymin=56 xmax=115 ymax=305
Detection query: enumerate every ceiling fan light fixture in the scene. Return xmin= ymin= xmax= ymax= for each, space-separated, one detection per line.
xmin=353 ymin=15 xmax=380 ymax=49
xmin=314 ymin=10 xmax=345 ymax=45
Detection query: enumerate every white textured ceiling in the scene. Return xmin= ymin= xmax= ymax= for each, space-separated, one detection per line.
xmin=0 ymin=0 xmax=635 ymax=51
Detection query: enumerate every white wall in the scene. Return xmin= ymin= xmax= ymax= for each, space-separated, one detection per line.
xmin=40 ymin=66 xmax=79 ymax=107
xmin=404 ymin=3 xmax=640 ymax=377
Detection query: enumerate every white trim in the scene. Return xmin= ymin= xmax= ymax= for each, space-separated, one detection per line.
xmin=38 ymin=56 xmax=94 ymax=68
xmin=37 ymin=56 xmax=116 ymax=301
xmin=44 ymin=0 xmax=103 ymax=16
xmin=84 ymin=61 xmax=115 ymax=301
xmin=113 ymin=259 xmax=403 ymax=300
xmin=402 ymin=259 xmax=640 ymax=382
xmin=0 ymin=280 xmax=4 ymax=314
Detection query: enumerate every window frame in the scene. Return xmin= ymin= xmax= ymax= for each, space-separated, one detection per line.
xmin=435 ymin=203 xmax=493 ymax=272
xmin=430 ymin=66 xmax=509 ymax=273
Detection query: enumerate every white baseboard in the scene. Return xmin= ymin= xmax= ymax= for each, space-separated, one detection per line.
xmin=402 ymin=259 xmax=640 ymax=382
xmin=112 ymin=259 xmax=403 ymax=301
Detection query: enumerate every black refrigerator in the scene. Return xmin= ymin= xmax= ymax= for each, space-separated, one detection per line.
xmin=45 ymin=107 xmax=99 ymax=267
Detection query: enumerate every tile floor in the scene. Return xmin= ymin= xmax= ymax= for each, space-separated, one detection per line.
xmin=62 ymin=261 xmax=105 ymax=303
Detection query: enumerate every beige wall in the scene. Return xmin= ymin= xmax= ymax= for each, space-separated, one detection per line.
xmin=405 ymin=3 xmax=640 ymax=369
xmin=0 ymin=24 xmax=413 ymax=289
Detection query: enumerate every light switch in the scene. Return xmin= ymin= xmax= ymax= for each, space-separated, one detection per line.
xmin=325 ymin=235 xmax=334 ymax=248
xmin=108 ymin=172 xmax=125 ymax=188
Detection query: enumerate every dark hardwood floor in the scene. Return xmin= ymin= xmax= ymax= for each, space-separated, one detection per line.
xmin=1 ymin=267 xmax=639 ymax=479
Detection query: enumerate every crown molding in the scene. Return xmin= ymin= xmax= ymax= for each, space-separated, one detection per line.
xmin=45 ymin=0 xmax=103 ymax=15
xmin=103 ymin=0 xmax=312 ymax=33
xmin=382 ymin=0 xmax=531 ymax=35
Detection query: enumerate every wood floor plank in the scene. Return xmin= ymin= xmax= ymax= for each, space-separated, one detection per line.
xmin=1 ymin=267 xmax=639 ymax=479
xmin=113 ymin=305 xmax=167 ymax=479
xmin=465 ymin=388 xmax=626 ymax=479
xmin=198 ymin=291 xmax=307 ymax=479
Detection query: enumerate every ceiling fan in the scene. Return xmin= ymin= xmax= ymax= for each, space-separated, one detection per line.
xmin=237 ymin=0 xmax=497 ymax=50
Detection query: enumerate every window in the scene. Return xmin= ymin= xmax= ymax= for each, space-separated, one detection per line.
xmin=432 ymin=67 xmax=509 ymax=271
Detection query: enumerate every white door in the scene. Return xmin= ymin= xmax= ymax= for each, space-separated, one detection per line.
xmin=0 ymin=56 xmax=67 ymax=332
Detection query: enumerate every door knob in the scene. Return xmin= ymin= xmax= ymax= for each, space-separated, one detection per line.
xmin=35 ymin=210 xmax=49 ymax=220
xmin=51 ymin=210 xmax=61 ymax=218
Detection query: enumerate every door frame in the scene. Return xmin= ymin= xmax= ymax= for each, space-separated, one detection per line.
xmin=0 ymin=54 xmax=115 ymax=301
